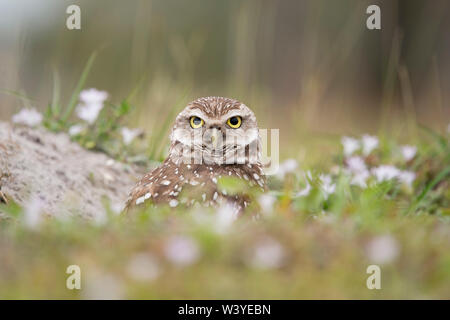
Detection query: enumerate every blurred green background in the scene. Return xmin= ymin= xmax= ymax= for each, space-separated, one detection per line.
xmin=0 ymin=0 xmax=449 ymax=155
xmin=0 ymin=0 xmax=449 ymax=299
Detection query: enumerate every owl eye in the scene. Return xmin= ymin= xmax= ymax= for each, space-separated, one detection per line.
xmin=227 ymin=116 xmax=242 ymax=129
xmin=190 ymin=116 xmax=204 ymax=129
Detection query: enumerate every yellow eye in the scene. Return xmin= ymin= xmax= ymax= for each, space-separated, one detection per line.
xmin=190 ymin=116 xmax=204 ymax=129
xmin=227 ymin=116 xmax=242 ymax=129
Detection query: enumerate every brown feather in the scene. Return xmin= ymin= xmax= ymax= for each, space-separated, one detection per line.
xmin=125 ymin=97 xmax=266 ymax=212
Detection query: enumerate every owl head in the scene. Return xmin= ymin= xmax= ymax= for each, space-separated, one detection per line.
xmin=169 ymin=97 xmax=261 ymax=165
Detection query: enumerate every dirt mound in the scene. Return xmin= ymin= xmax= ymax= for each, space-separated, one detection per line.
xmin=0 ymin=122 xmax=144 ymax=220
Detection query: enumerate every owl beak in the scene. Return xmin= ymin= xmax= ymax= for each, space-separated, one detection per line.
xmin=210 ymin=128 xmax=220 ymax=148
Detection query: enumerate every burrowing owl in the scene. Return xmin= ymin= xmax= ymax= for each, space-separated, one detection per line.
xmin=126 ymin=97 xmax=266 ymax=213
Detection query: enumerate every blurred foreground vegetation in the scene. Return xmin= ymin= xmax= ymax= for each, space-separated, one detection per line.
xmin=0 ymin=0 xmax=449 ymax=299
xmin=0 ymin=118 xmax=448 ymax=299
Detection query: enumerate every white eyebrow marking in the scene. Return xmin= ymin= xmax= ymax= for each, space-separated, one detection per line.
xmin=221 ymin=110 xmax=244 ymax=119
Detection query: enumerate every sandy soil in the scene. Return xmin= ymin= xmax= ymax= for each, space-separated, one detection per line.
xmin=0 ymin=122 xmax=144 ymax=220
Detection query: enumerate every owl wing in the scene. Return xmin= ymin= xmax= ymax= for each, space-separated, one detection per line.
xmin=125 ymin=160 xmax=267 ymax=212
xmin=125 ymin=159 xmax=185 ymax=209
xmin=125 ymin=172 xmax=155 ymax=209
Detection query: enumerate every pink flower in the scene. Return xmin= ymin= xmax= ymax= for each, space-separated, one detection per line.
xmin=341 ymin=136 xmax=360 ymax=156
xmin=400 ymin=145 xmax=417 ymax=162
xmin=319 ymin=174 xmax=336 ymax=199
xmin=121 ymin=127 xmax=142 ymax=145
xmin=366 ymin=235 xmax=400 ymax=264
xmin=361 ymin=134 xmax=379 ymax=156
xmin=79 ymin=88 xmax=108 ymax=104
xmin=164 ymin=236 xmax=200 ymax=267
xmin=247 ymin=238 xmax=285 ymax=269
xmin=398 ymin=170 xmax=416 ymax=188
xmin=371 ymin=165 xmax=400 ymax=182
xmin=346 ymin=156 xmax=367 ymax=173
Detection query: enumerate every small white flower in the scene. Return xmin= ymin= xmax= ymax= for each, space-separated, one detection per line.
xmin=76 ymin=88 xmax=108 ymax=124
xmin=92 ymin=209 xmax=108 ymax=226
xmin=247 ymin=238 xmax=285 ymax=270
xmin=398 ymin=170 xmax=416 ymax=188
xmin=366 ymin=234 xmax=400 ymax=264
xmin=281 ymin=158 xmax=298 ymax=172
xmin=110 ymin=201 xmax=125 ymax=215
xmin=344 ymin=157 xmax=369 ymax=188
xmin=276 ymin=159 xmax=298 ymax=179
xmin=351 ymin=169 xmax=370 ymax=188
xmin=346 ymin=156 xmax=367 ymax=173
xmin=68 ymin=124 xmax=85 ymax=136
xmin=12 ymin=108 xmax=43 ymax=126
xmin=371 ymin=165 xmax=400 ymax=182
xmin=164 ymin=236 xmax=200 ymax=267
xmin=169 ymin=199 xmax=179 ymax=207
xmin=341 ymin=136 xmax=360 ymax=156
xmin=83 ymin=272 xmax=124 ymax=300
xmin=294 ymin=171 xmax=312 ymax=197
xmin=126 ymin=253 xmax=160 ymax=281
xmin=295 ymin=183 xmax=311 ymax=197
xmin=322 ymin=185 xmax=336 ymax=199
xmin=213 ymin=203 xmax=238 ymax=234
xmin=361 ymin=134 xmax=379 ymax=156
xmin=400 ymin=145 xmax=417 ymax=162
xmin=120 ymin=127 xmax=142 ymax=145
xmin=319 ymin=174 xmax=336 ymax=199
xmin=23 ymin=195 xmax=45 ymax=230
xmin=79 ymin=88 xmax=108 ymax=105
xmin=258 ymin=194 xmax=276 ymax=215
xmin=75 ymin=102 xmax=104 ymax=124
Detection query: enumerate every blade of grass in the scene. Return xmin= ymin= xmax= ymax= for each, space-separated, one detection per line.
xmin=379 ymin=29 xmax=402 ymax=136
xmin=148 ymin=106 xmax=179 ymax=161
xmin=148 ymin=87 xmax=191 ymax=160
xmin=1 ymin=89 xmax=36 ymax=107
xmin=419 ymin=125 xmax=448 ymax=151
xmin=126 ymin=74 xmax=145 ymax=102
xmin=398 ymin=65 xmax=418 ymax=140
xmin=0 ymin=200 xmax=23 ymax=219
xmin=407 ymin=165 xmax=450 ymax=214
xmin=51 ymin=67 xmax=61 ymax=116
xmin=61 ymin=51 xmax=98 ymax=122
